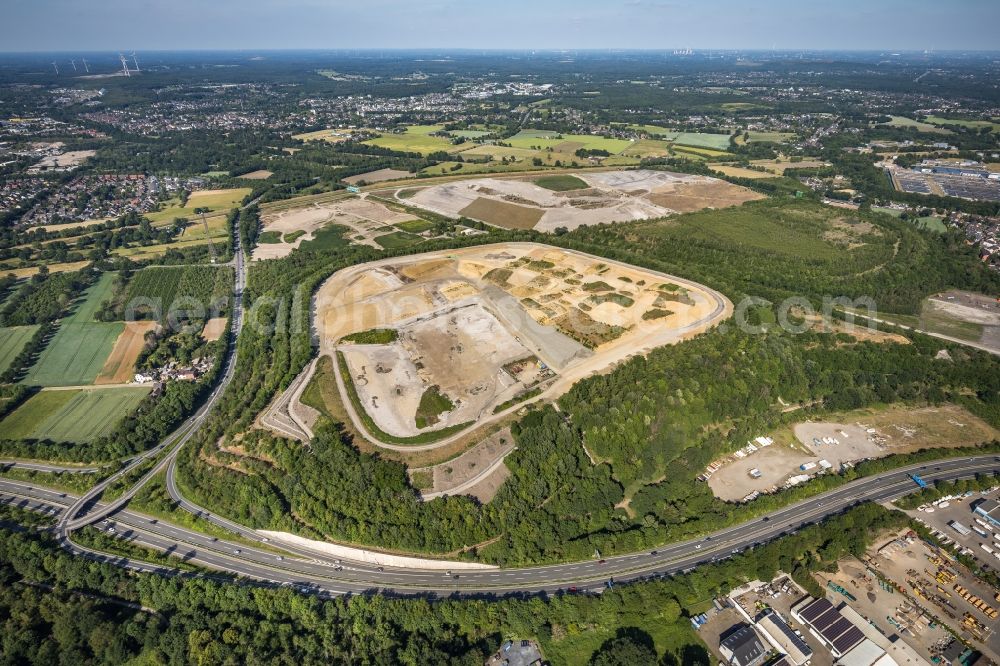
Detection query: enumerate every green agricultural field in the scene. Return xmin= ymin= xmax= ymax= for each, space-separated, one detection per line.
xmin=746 ymin=131 xmax=797 ymax=143
xmin=923 ymin=115 xmax=1000 ymax=132
xmin=508 ymin=129 xmax=560 ymax=139
xmin=447 ymin=130 xmax=492 ymax=139
xmin=145 ymin=188 xmax=251 ymax=224
xmin=880 ymin=116 xmax=952 ymax=135
xmin=0 ymin=390 xmax=75 ymax=439
xmin=374 ymin=231 xmax=421 ymax=250
xmin=456 ymin=145 xmax=544 ymax=161
xmin=0 ymin=325 xmax=39 ymax=373
xmin=363 ymin=125 xmax=461 ymax=155
xmin=672 ymin=145 xmax=730 ymax=158
xmin=0 ymin=386 xmax=151 ymax=443
xmin=22 ymin=273 xmax=126 ymax=386
xmin=672 ymin=132 xmax=733 ymax=150
xmin=394 ymin=219 xmax=435 ymax=233
xmin=71 ymin=272 xmax=117 ymax=323
xmin=506 ymin=131 xmax=633 ymax=155
xmin=621 ymin=139 xmax=673 ymax=158
xmin=119 ymin=265 xmax=232 ymax=321
xmin=22 ymin=322 xmax=123 ymax=386
xmin=505 ymin=132 xmax=565 ymax=151
xmin=620 ymin=124 xmax=678 ymax=138
xmin=534 ymin=174 xmax=588 ymax=191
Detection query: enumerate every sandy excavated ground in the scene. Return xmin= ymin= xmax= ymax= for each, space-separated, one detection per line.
xmin=200 ymin=317 xmax=227 ymax=342
xmin=30 ymin=149 xmax=95 ymax=171
xmin=252 ymin=197 xmax=417 ymax=260
xmin=314 ymin=242 xmax=731 ymax=442
xmin=343 ymin=304 xmax=533 ymax=438
xmin=926 ymin=291 xmax=1000 ymax=350
xmin=238 ymin=170 xmax=273 ymax=180
xmin=95 ymin=321 xmax=158 ymax=384
xmin=402 ymin=169 xmax=761 ymax=232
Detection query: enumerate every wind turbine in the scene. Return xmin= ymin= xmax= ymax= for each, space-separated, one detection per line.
xmin=131 ymin=50 xmax=140 ymax=72
xmin=82 ymin=58 xmax=89 ymax=73
xmin=51 ymin=61 xmax=59 ymax=75
xmin=119 ymin=53 xmax=131 ymax=77
xmin=70 ymin=59 xmax=77 ymax=72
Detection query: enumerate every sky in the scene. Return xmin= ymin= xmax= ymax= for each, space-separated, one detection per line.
xmin=2 ymin=0 xmax=999 ymax=52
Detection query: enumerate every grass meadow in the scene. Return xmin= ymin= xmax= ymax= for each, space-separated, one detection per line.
xmin=0 ymin=386 xmax=151 ymax=442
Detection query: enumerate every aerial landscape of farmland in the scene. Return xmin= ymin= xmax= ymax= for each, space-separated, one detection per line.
xmin=1 ymin=6 xmax=1000 ymax=662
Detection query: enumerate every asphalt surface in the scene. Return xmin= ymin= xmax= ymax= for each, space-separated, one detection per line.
xmin=3 ymin=455 xmax=997 ymax=596
xmin=2 ymin=226 xmax=998 ymax=597
xmin=57 ymin=229 xmax=245 ymax=534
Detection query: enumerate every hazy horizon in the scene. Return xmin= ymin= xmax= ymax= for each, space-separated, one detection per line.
xmin=3 ymin=0 xmax=999 ymax=53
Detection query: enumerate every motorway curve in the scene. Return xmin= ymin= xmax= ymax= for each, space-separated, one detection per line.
xmin=2 ymin=226 xmax=998 ymax=596
xmin=2 ymin=455 xmax=997 ymax=596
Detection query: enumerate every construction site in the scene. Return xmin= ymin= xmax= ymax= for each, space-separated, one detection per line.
xmin=312 ymin=242 xmax=730 ymax=444
xmin=252 ymin=195 xmax=421 ymax=260
xmin=394 ymin=169 xmax=762 ymax=232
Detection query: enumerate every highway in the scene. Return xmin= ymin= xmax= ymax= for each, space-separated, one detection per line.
xmin=2 ymin=455 xmax=996 ymax=596
xmin=3 ymin=224 xmax=997 ymax=597
xmin=56 ymin=225 xmax=246 ymax=535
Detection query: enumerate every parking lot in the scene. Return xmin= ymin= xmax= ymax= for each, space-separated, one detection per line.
xmin=904 ymin=488 xmax=1000 ymax=570
xmin=486 ymin=639 xmax=542 ymax=666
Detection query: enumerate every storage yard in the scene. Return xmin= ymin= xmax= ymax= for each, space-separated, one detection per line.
xmin=312 ymin=242 xmax=730 ymax=444
xmin=889 ymin=165 xmax=1000 ymax=202
xmin=860 ymin=524 xmax=1000 ymax=661
xmin=396 ymin=169 xmax=762 ymax=232
xmin=813 ymin=551 xmax=954 ymax=663
xmin=707 ymin=404 xmax=998 ymax=502
xmin=905 ymin=487 xmax=1000 ymax=572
